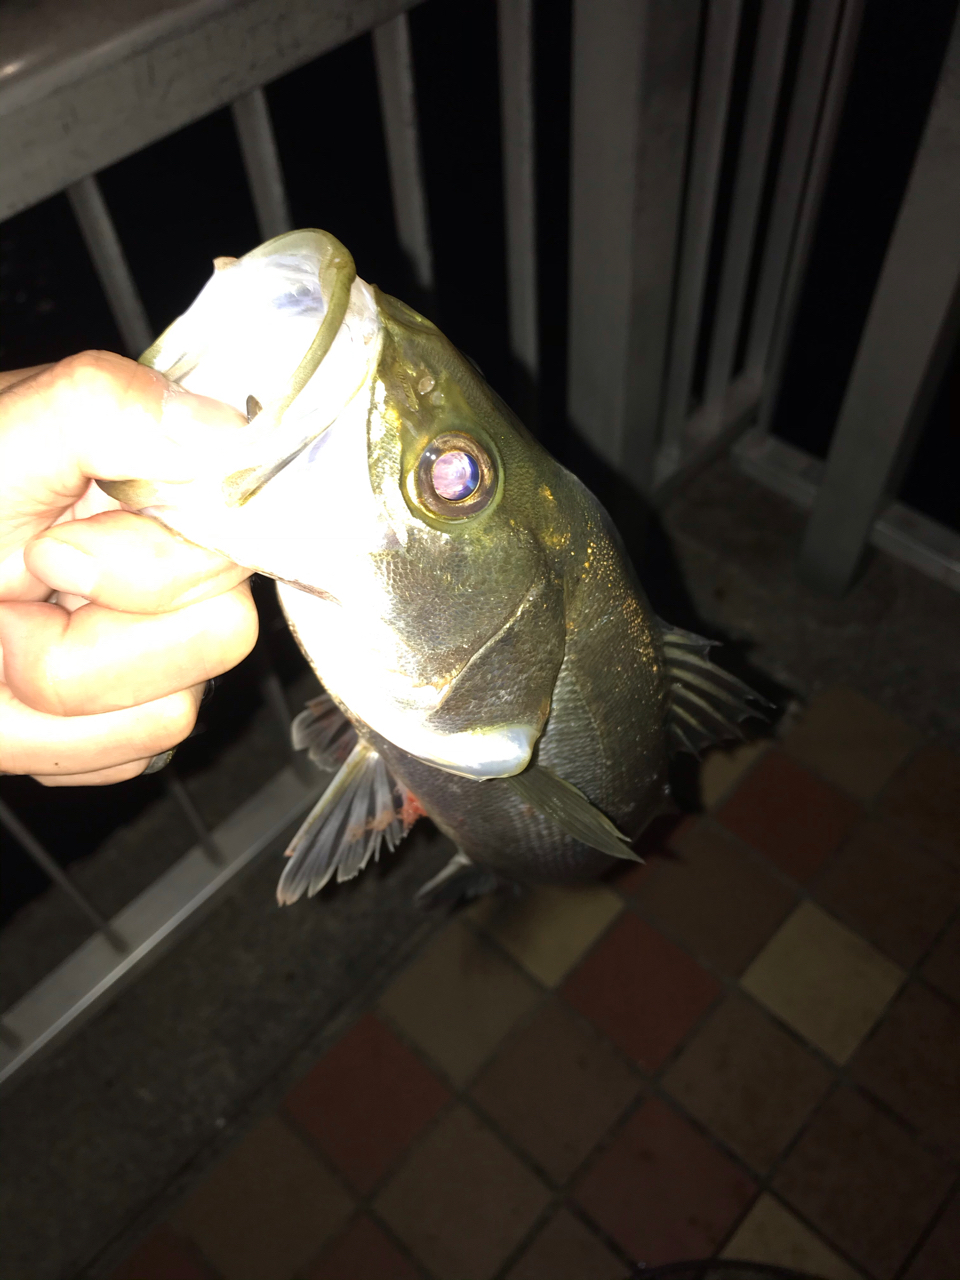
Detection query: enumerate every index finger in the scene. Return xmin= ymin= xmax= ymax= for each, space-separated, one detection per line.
xmin=25 ymin=510 xmax=250 ymax=612
xmin=0 ymin=350 xmax=247 ymax=556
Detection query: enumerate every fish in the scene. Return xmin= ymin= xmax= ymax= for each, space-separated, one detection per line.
xmin=100 ymin=229 xmax=766 ymax=906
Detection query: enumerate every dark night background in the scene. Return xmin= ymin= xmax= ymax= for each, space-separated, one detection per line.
xmin=1 ymin=0 xmax=957 ymax=919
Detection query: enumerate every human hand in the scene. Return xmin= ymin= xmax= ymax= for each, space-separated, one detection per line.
xmin=0 ymin=351 xmax=259 ymax=785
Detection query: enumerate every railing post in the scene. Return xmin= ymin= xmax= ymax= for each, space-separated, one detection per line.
xmin=567 ymin=0 xmax=700 ymax=493
xmin=0 ymin=799 xmax=126 ymax=952
xmin=66 ymin=174 xmax=152 ymax=357
xmin=692 ymin=0 xmax=794 ymax=456
xmin=373 ymin=12 xmax=434 ymax=294
xmin=798 ymin=5 xmax=960 ymax=595
xmin=497 ymin=0 xmax=538 ymax=386
xmin=231 ymin=87 xmax=293 ymax=242
xmin=654 ymin=0 xmax=742 ymax=484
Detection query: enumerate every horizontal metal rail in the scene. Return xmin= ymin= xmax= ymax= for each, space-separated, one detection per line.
xmin=735 ymin=428 xmax=960 ymax=593
xmin=0 ymin=765 xmax=324 ymax=1090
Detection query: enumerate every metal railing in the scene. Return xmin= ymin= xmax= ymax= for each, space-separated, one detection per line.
xmin=1 ymin=0 xmax=958 ymax=1086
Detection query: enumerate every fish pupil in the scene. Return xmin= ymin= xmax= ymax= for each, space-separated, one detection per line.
xmin=432 ymin=450 xmax=480 ymax=502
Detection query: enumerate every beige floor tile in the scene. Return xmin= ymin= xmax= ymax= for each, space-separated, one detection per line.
xmin=473 ymin=884 xmax=623 ymax=986
xmin=172 ymin=1116 xmax=354 ymax=1280
xmin=740 ymin=902 xmax=904 ymax=1064
xmin=504 ymin=1207 xmax=628 ymax=1280
xmin=375 ymin=1105 xmax=550 ymax=1280
xmin=379 ymin=920 xmax=541 ymax=1085
xmin=699 ymin=740 xmax=771 ymax=809
xmin=781 ymin=687 xmax=920 ymax=802
xmin=722 ymin=1193 xmax=863 ymax=1279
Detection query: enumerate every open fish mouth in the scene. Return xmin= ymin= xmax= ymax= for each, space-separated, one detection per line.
xmin=99 ymin=230 xmax=380 ymax=513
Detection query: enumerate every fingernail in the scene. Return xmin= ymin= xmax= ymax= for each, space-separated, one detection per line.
xmin=143 ymin=749 xmax=175 ymax=775
xmin=28 ymin=539 xmax=98 ymax=598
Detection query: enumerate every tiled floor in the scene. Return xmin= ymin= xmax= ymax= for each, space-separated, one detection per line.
xmin=111 ymin=687 xmax=960 ymax=1280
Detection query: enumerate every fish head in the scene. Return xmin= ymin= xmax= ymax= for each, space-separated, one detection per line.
xmin=101 ymin=231 xmax=570 ymax=779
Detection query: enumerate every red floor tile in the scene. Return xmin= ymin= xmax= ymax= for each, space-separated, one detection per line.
xmin=283 ymin=1015 xmax=450 ymax=1193
xmin=301 ymin=1215 xmax=420 ymax=1280
xmin=850 ymin=982 xmax=960 ymax=1156
xmin=878 ymin=746 xmax=960 ymax=865
xmin=562 ymin=913 xmax=721 ymax=1072
xmin=575 ymin=1097 xmax=756 ymax=1265
xmin=904 ymin=1191 xmax=960 ymax=1280
xmin=813 ymin=820 xmax=960 ymax=967
xmin=717 ymin=750 xmax=861 ymax=881
xmin=109 ymin=1225 xmax=216 ymax=1280
xmin=773 ymin=1086 xmax=953 ymax=1278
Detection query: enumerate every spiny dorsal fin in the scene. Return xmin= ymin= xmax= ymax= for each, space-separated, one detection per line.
xmin=505 ymin=767 xmax=640 ymax=862
xmin=659 ymin=618 xmax=772 ymax=757
xmin=291 ymin=689 xmax=357 ymax=770
xmin=277 ymin=740 xmax=413 ymax=904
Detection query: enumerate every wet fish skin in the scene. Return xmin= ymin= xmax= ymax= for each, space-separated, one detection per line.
xmin=97 ymin=230 xmax=759 ymax=901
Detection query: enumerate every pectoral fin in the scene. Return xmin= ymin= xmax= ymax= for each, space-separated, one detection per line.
xmin=505 ymin=766 xmax=640 ymax=862
xmin=277 ymin=739 xmax=414 ymax=904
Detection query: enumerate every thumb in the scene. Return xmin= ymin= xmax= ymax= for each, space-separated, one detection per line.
xmin=0 ymin=350 xmax=247 ymax=529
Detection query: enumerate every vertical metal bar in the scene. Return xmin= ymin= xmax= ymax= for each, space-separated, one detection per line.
xmin=0 ymin=799 xmax=126 ymax=951
xmin=231 ymin=87 xmax=292 ymax=242
xmin=798 ymin=7 xmax=960 ymax=595
xmin=567 ymin=0 xmax=701 ymax=491
xmin=497 ymin=0 xmax=538 ymax=381
xmin=373 ymin=12 xmax=434 ymax=293
xmin=744 ymin=0 xmax=844 ymax=381
xmin=164 ymin=774 xmax=223 ymax=864
xmin=754 ymin=0 xmax=864 ymax=435
xmin=67 ymin=174 xmax=152 ymax=357
xmin=695 ymin=0 xmax=794 ymax=447
xmin=655 ymin=0 xmax=743 ymax=481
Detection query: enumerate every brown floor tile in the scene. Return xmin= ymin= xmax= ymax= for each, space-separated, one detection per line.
xmin=109 ymin=1225 xmax=217 ymax=1280
xmin=633 ymin=820 xmax=796 ymax=975
xmin=717 ymin=749 xmax=861 ymax=881
xmin=301 ymin=1215 xmax=420 ymax=1280
xmin=575 ymin=1097 xmax=756 ymax=1266
xmin=374 ymin=1105 xmax=549 ymax=1280
xmin=904 ymin=1191 xmax=960 ymax=1280
xmin=283 ymin=1014 xmax=450 ymax=1193
xmin=378 ymin=921 xmax=541 ymax=1086
xmin=562 ymin=913 xmax=721 ymax=1072
xmin=699 ymin=740 xmax=771 ymax=809
xmin=471 ymin=884 xmax=622 ymax=987
xmin=878 ymin=745 xmax=960 ymax=865
xmin=504 ymin=1207 xmax=629 ymax=1280
xmin=471 ymin=999 xmax=641 ymax=1182
xmin=663 ymin=993 xmax=832 ymax=1173
xmin=720 ymin=1194 xmax=862 ymax=1279
xmin=923 ymin=915 xmax=960 ymax=1004
xmin=172 ymin=1116 xmax=354 ymax=1280
xmin=741 ymin=902 xmax=904 ymax=1064
xmin=814 ymin=821 xmax=960 ymax=967
xmin=851 ymin=982 xmax=960 ymax=1155
xmin=781 ymin=687 xmax=921 ymax=803
xmin=773 ymin=1086 xmax=953 ymax=1279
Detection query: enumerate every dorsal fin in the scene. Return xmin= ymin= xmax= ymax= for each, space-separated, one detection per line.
xmin=659 ymin=618 xmax=771 ymax=757
xmin=277 ymin=740 xmax=414 ymax=903
xmin=505 ymin=766 xmax=640 ymax=862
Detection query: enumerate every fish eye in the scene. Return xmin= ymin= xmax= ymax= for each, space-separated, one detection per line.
xmin=416 ymin=432 xmax=496 ymax=518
